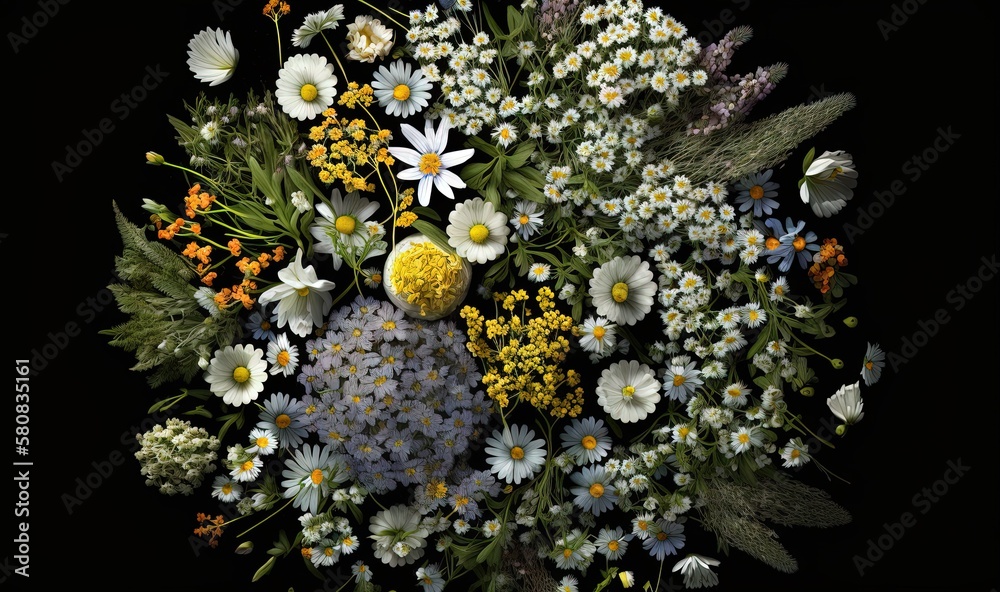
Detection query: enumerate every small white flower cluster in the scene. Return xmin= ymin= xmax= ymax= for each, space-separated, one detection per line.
xmin=135 ymin=418 xmax=221 ymax=496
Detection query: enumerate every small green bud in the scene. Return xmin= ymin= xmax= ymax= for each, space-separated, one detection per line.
xmin=843 ymin=316 xmax=858 ymax=328
xmin=146 ymin=151 xmax=164 ymax=165
xmin=831 ymin=358 xmax=844 ymax=369
xmin=835 ymin=424 xmax=847 ymax=436
xmin=800 ymin=386 xmax=815 ymax=397
xmin=235 ymin=541 xmax=254 ymax=555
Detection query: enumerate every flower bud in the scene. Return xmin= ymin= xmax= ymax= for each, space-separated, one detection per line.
xmin=830 ymin=358 xmax=844 ymax=369
xmin=800 ymin=386 xmax=815 ymax=397
xmin=835 ymin=424 xmax=847 ymax=436
xmin=146 ymin=151 xmax=164 ymax=165
xmin=842 ymin=316 xmax=858 ymax=328
xmin=235 ymin=541 xmax=254 ymax=555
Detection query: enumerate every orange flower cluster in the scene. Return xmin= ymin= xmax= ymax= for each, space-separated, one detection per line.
xmin=262 ymin=0 xmax=290 ymax=17
xmin=193 ymin=513 xmax=226 ymax=548
xmin=808 ymin=238 xmax=848 ymax=294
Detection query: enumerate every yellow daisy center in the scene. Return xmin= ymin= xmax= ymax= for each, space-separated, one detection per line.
xmin=221 ymin=483 xmax=233 ymax=494
xmin=607 ymin=540 xmax=619 ymax=551
xmin=241 ymin=460 xmax=254 ymax=471
xmin=393 ymin=84 xmax=411 ymax=101
xmin=256 ymin=437 xmax=269 ymax=448
xmin=510 ymin=446 xmax=525 ymax=460
xmin=275 ymin=414 xmax=291 ymax=429
xmin=469 ymin=223 xmax=490 ymax=244
xmin=790 ymin=449 xmax=800 ymax=458
xmin=765 ymin=237 xmax=782 ymax=250
xmin=335 ymin=215 xmax=356 ymax=234
xmin=300 ymin=83 xmax=319 ymax=102
xmin=581 ymin=435 xmax=598 ymax=450
xmin=310 ymin=468 xmax=324 ymax=485
xmin=611 ymin=282 xmax=629 ymax=303
xmin=419 ymin=153 xmax=442 ymax=175
xmin=673 ymin=374 xmax=686 ymax=387
xmin=519 ymin=214 xmax=530 ymax=225
xmin=592 ymin=326 xmax=606 ymax=339
xmin=621 ymin=385 xmax=636 ymax=399
xmin=276 ymin=351 xmax=291 ymax=367
xmin=792 ymin=236 xmax=807 ymax=251
xmin=749 ymin=185 xmax=764 ymax=199
xmin=232 ymin=366 xmax=250 ymax=383
xmin=589 ymin=483 xmax=605 ymax=498
xmin=296 ymin=286 xmax=310 ymax=297
xmin=678 ymin=426 xmax=690 ymax=439
xmin=738 ymin=433 xmax=751 ymax=444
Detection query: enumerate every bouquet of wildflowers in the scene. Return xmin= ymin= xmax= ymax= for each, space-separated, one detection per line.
xmin=103 ymin=0 xmax=884 ymax=590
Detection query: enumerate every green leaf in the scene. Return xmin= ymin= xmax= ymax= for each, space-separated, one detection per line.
xmin=411 ymin=205 xmax=441 ymax=222
xmin=183 ymin=406 xmax=213 ymax=419
xmin=505 ymin=141 xmax=536 ymax=169
xmin=252 ymin=556 xmax=276 ymax=582
xmin=504 ymin=169 xmax=544 ymax=202
xmin=801 ymin=146 xmax=816 ymax=174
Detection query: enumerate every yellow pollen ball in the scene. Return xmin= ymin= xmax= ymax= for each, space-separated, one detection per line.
xmin=673 ymin=374 xmax=686 ymax=387
xmin=749 ymin=185 xmax=764 ymax=199
xmin=296 ymin=286 xmax=310 ymax=297
xmin=792 ymin=236 xmax=807 ymax=251
xmin=419 ymin=152 xmax=442 ymax=175
xmin=592 ymin=326 xmax=606 ymax=339
xmin=611 ymin=281 xmax=629 ymax=303
xmin=510 ymin=446 xmax=525 ymax=460
xmin=232 ymin=366 xmax=250 ymax=383
xmin=519 ymin=214 xmax=530 ymax=225
xmin=621 ymin=385 xmax=635 ymax=398
xmin=277 ymin=351 xmax=290 ymax=366
xmin=589 ymin=483 xmax=605 ymax=497
xmin=393 ymin=84 xmax=411 ymax=101
xmin=300 ymin=83 xmax=319 ymax=101
xmin=608 ymin=540 xmax=619 ymax=551
xmin=581 ymin=435 xmax=598 ymax=450
xmin=469 ymin=223 xmax=490 ymax=244
xmin=335 ymin=215 xmax=356 ymax=234
xmin=275 ymin=414 xmax=291 ymax=428
xmin=765 ymin=237 xmax=781 ymax=250
xmin=310 ymin=468 xmax=324 ymax=485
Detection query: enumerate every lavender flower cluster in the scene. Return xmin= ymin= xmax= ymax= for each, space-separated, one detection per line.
xmin=295 ymin=295 xmax=498 ymax=510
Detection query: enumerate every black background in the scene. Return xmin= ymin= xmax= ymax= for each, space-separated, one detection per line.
xmin=4 ymin=1 xmax=998 ymax=591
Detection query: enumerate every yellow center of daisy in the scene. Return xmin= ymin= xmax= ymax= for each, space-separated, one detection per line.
xmin=419 ymin=153 xmax=442 ymax=175
xmin=335 ymin=215 xmax=356 ymax=235
xmin=233 ymin=366 xmax=250 ymax=383
xmin=749 ymin=185 xmax=764 ymax=199
xmin=792 ymin=236 xmax=807 ymax=251
xmin=611 ymin=282 xmax=629 ymax=303
xmin=296 ymin=286 xmax=310 ymax=297
xmin=592 ymin=326 xmax=606 ymax=339
xmin=276 ymin=351 xmax=291 ymax=367
xmin=607 ymin=540 xmax=619 ymax=551
xmin=673 ymin=374 xmax=686 ymax=387
xmin=589 ymin=483 xmax=605 ymax=498
xmin=622 ymin=385 xmax=635 ymax=398
xmin=790 ymin=449 xmax=800 ymax=458
xmin=241 ymin=460 xmax=254 ymax=471
xmin=221 ymin=483 xmax=233 ymax=494
xmin=275 ymin=414 xmax=291 ymax=429
xmin=519 ymin=214 xmax=530 ymax=224
xmin=300 ymin=83 xmax=319 ymax=102
xmin=510 ymin=446 xmax=525 ymax=460
xmin=499 ymin=128 xmax=511 ymax=139
xmin=581 ymin=435 xmax=598 ymax=450
xmin=393 ymin=84 xmax=411 ymax=100
xmin=765 ymin=237 xmax=781 ymax=250
xmin=865 ymin=361 xmax=874 ymax=370
xmin=256 ymin=437 xmax=269 ymax=448
xmin=827 ymin=166 xmax=843 ymax=180
xmin=563 ymin=548 xmax=574 ymax=559
xmin=310 ymin=468 xmax=324 ymax=485
xmin=469 ymin=223 xmax=490 ymax=244
xmin=738 ymin=433 xmax=751 ymax=444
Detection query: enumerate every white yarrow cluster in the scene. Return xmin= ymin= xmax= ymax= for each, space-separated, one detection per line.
xmin=135 ymin=418 xmax=222 ymax=496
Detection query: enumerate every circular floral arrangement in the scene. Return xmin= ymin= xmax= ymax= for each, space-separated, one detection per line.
xmin=104 ymin=1 xmax=883 ymax=590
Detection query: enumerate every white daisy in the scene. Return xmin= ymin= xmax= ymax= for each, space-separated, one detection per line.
xmin=799 ymin=150 xmax=858 ymax=218
xmin=257 ymin=249 xmax=337 ymax=338
xmin=275 ymin=53 xmax=338 ymax=121
xmin=281 ymin=443 xmax=347 ymax=515
xmin=310 ymin=188 xmax=382 ymax=271
xmin=388 ymin=118 xmax=475 ymax=206
xmin=292 ymin=5 xmax=345 ymax=48
xmin=729 ymin=426 xmax=763 ymax=454
xmin=596 ymin=360 xmax=661 ymax=423
xmin=672 ymin=554 xmax=721 ymax=589
xmin=204 ymin=343 xmax=268 ymax=406
xmin=560 ymin=416 xmax=613 ymax=465
xmin=589 ymin=255 xmax=657 ymax=325
xmin=779 ymin=437 xmax=810 ymax=468
xmin=247 ymin=427 xmax=278 ymax=456
xmin=446 ymin=196 xmax=509 ymax=264
xmin=371 ymin=60 xmax=433 ymax=118
xmin=230 ymin=454 xmax=263 ymax=482
xmin=186 ymin=28 xmax=239 ymax=86
xmin=210 ymin=474 xmax=243 ymax=502
xmin=491 ymin=122 xmax=518 ymax=148
xmin=369 ymin=504 xmax=429 ymax=567
xmin=266 ymin=333 xmax=300 ymax=377
xmin=484 ymin=424 xmax=547 ymax=484
xmin=577 ymin=315 xmax=618 ymax=357
xmin=527 ymin=262 xmax=551 ymax=282
xmin=827 ymin=381 xmax=864 ymax=425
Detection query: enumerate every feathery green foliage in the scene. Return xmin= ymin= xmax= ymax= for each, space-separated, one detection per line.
xmin=698 ymin=472 xmax=852 ymax=573
xmin=100 ymin=201 xmax=241 ymax=388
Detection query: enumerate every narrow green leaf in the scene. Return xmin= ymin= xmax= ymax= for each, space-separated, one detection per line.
xmin=252 ymin=556 xmax=276 ymax=582
xmin=411 ymin=220 xmax=456 ymax=255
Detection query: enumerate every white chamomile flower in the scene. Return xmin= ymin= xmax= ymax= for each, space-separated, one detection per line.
xmin=186 ymin=28 xmax=239 ymax=86
xmin=275 ymin=53 xmax=338 ymax=121
xmin=371 ymin=60 xmax=433 ymax=118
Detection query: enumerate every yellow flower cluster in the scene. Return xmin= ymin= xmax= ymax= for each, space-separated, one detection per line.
xmin=306 ymin=88 xmax=394 ymax=195
xmin=390 ymin=240 xmax=468 ymax=317
xmin=460 ymin=287 xmax=584 ymax=418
